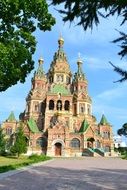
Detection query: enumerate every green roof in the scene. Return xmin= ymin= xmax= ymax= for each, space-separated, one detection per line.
xmin=79 ymin=120 xmax=89 ymax=133
xmin=27 ymin=118 xmax=41 ymax=133
xmin=35 ymin=64 xmax=45 ymax=78
xmin=7 ymin=111 xmax=16 ymax=122
xmin=51 ymin=84 xmax=70 ymax=95
xmin=99 ymin=114 xmax=109 ymax=125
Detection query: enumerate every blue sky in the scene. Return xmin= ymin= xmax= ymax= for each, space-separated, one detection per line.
xmin=0 ymin=7 xmax=127 ymax=135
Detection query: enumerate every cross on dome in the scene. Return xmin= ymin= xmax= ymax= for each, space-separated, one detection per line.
xmin=77 ymin=52 xmax=83 ymax=64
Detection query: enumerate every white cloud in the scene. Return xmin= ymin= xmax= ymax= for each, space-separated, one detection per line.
xmin=69 ymin=54 xmax=127 ymax=70
xmin=93 ymin=102 xmax=127 ymax=131
xmin=94 ymin=82 xmax=127 ymax=101
xmin=93 ymin=103 xmax=127 ymax=117
xmin=85 ymin=57 xmax=110 ymax=69
xmin=92 ymin=83 xmax=127 ymax=131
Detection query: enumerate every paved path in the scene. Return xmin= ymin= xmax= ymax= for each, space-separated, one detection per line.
xmin=0 ymin=157 xmax=127 ymax=190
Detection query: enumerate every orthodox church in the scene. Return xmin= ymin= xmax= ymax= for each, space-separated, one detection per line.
xmin=2 ymin=37 xmax=114 ymax=157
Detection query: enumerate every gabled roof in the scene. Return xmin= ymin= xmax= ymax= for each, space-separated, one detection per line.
xmin=7 ymin=111 xmax=16 ymax=122
xmin=99 ymin=114 xmax=109 ymax=125
xmin=79 ymin=120 xmax=89 ymax=133
xmin=27 ymin=118 xmax=41 ymax=133
xmin=51 ymin=84 xmax=70 ymax=95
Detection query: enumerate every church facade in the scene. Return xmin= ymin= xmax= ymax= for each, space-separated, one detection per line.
xmin=2 ymin=37 xmax=114 ymax=157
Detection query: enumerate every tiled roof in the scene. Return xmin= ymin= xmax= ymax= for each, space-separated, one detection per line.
xmin=99 ymin=114 xmax=109 ymax=125
xmin=79 ymin=120 xmax=89 ymax=133
xmin=7 ymin=111 xmax=16 ymax=122
xmin=27 ymin=118 xmax=41 ymax=133
xmin=35 ymin=63 xmax=45 ymax=78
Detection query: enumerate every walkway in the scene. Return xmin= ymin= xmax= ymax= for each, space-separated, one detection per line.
xmin=0 ymin=157 xmax=127 ymax=190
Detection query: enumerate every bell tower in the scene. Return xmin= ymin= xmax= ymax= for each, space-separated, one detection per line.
xmin=47 ymin=36 xmax=72 ymax=86
xmin=24 ymin=57 xmax=47 ymax=131
xmin=72 ymin=55 xmax=92 ymax=117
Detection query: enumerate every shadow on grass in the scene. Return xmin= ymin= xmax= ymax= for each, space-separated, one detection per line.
xmin=0 ymin=155 xmax=51 ymax=173
xmin=0 ymin=162 xmax=31 ymax=173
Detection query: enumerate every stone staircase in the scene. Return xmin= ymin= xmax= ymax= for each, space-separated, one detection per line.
xmin=82 ymin=148 xmax=94 ymax=156
xmin=82 ymin=148 xmax=105 ymax=157
xmin=94 ymin=148 xmax=105 ymax=157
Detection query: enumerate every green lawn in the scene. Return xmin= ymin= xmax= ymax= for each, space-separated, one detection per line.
xmin=0 ymin=155 xmax=51 ymax=173
xmin=0 ymin=156 xmax=29 ymax=166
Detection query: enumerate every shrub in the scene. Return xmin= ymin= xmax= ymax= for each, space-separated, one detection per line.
xmin=28 ymin=154 xmax=51 ymax=162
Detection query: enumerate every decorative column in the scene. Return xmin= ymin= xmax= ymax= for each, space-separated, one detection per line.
xmin=54 ymin=101 xmax=57 ymax=111
xmin=62 ymin=101 xmax=65 ymax=111
xmin=77 ymin=102 xmax=79 ymax=115
xmin=46 ymin=101 xmax=49 ymax=111
xmin=69 ymin=103 xmax=72 ymax=112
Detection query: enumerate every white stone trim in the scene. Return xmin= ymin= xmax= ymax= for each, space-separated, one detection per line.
xmin=52 ymin=139 xmax=65 ymax=147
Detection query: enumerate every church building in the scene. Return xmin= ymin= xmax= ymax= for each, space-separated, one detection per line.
xmin=2 ymin=37 xmax=114 ymax=157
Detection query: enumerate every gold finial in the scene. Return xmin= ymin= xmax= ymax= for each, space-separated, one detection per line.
xmin=38 ymin=56 xmax=44 ymax=65
xmin=58 ymin=33 xmax=64 ymax=48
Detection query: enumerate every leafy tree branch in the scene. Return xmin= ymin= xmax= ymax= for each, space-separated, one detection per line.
xmin=0 ymin=0 xmax=55 ymax=91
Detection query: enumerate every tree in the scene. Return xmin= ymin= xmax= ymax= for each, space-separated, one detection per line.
xmin=51 ymin=0 xmax=127 ymax=82
xmin=118 ymin=123 xmax=127 ymax=137
xmin=0 ymin=0 xmax=55 ymax=92
xmin=0 ymin=128 xmax=6 ymax=155
xmin=10 ymin=125 xmax=27 ymax=157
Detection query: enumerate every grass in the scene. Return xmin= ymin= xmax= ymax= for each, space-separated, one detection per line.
xmin=121 ymin=152 xmax=127 ymax=159
xmin=0 ymin=154 xmax=51 ymax=173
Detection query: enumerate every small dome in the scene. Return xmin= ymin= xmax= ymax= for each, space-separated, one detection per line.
xmin=38 ymin=57 xmax=44 ymax=65
xmin=58 ymin=36 xmax=64 ymax=42
xmin=58 ymin=36 xmax=64 ymax=47
xmin=77 ymin=58 xmax=83 ymax=64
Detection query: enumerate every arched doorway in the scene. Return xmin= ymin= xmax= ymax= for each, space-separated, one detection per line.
xmin=87 ymin=137 xmax=95 ymax=149
xmin=55 ymin=142 xmax=62 ymax=156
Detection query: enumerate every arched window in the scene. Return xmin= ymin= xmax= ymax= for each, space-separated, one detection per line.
xmin=34 ymin=103 xmax=39 ymax=112
xmin=64 ymin=100 xmax=70 ymax=111
xmin=49 ymin=100 xmax=54 ymax=110
xmin=103 ymin=132 xmax=110 ymax=139
xmin=66 ymin=76 xmax=70 ymax=84
xmin=41 ymin=100 xmax=46 ymax=112
xmin=87 ymin=105 xmax=91 ymax=115
xmin=57 ymin=100 xmax=62 ymax=110
xmin=104 ymin=146 xmax=110 ymax=152
xmin=80 ymin=104 xmax=85 ymax=114
xmin=6 ymin=127 xmax=12 ymax=135
xmin=96 ymin=140 xmax=101 ymax=148
xmin=57 ymin=75 xmax=63 ymax=82
xmin=49 ymin=76 xmax=53 ymax=83
xmin=81 ymin=106 xmax=84 ymax=113
xmin=36 ymin=137 xmax=47 ymax=147
xmin=70 ymin=138 xmax=80 ymax=149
